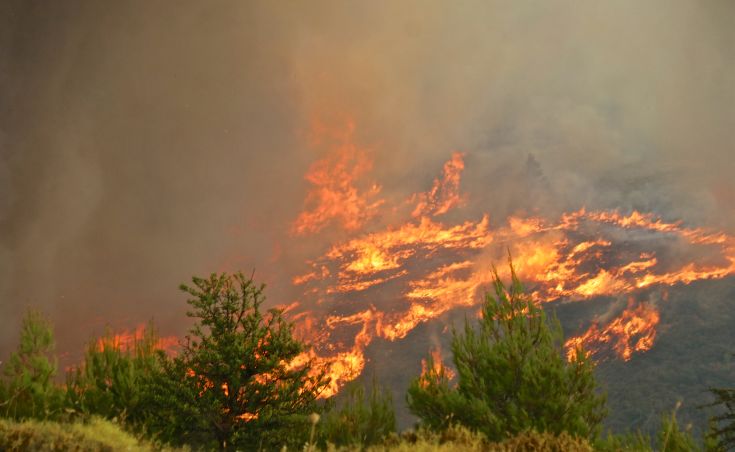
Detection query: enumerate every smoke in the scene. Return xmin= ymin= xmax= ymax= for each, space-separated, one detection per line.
xmin=1 ymin=0 xmax=734 ymax=361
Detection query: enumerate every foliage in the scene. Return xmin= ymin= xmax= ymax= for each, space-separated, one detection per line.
xmin=64 ymin=322 xmax=164 ymax=426
xmin=0 ymin=309 xmax=63 ymax=420
xmin=407 ymin=261 xmax=607 ymax=442
xmin=656 ymin=403 xmax=700 ymax=451
xmin=142 ymin=272 xmax=329 ymax=450
xmin=595 ymin=431 xmax=652 ymax=451
xmin=707 ymin=387 xmax=735 ymax=450
xmin=327 ymin=426 xmax=592 ymax=452
xmin=0 ymin=416 xmax=183 ymax=452
xmin=319 ymin=377 xmax=396 ymax=447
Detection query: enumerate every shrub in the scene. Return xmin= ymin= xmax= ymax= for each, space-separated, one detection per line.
xmin=0 ymin=417 xmax=175 ymax=451
xmin=319 ymin=378 xmax=396 ymax=447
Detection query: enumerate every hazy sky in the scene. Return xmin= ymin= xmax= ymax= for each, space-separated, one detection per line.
xmin=1 ymin=0 xmax=733 ymax=358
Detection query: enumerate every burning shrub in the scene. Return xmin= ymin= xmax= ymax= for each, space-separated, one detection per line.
xmin=407 ymin=260 xmax=607 ymax=442
xmin=141 ymin=272 xmax=329 ymax=450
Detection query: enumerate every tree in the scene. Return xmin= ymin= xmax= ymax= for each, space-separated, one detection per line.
xmin=0 ymin=309 xmax=62 ymax=420
xmin=707 ymin=387 xmax=735 ymax=450
xmin=319 ymin=377 xmax=396 ymax=447
xmin=143 ymin=272 xmax=329 ymax=450
xmin=65 ymin=323 xmax=163 ymax=425
xmin=407 ymin=261 xmax=607 ymax=442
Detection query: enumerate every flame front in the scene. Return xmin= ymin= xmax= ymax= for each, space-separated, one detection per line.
xmin=284 ymin=119 xmax=735 ymax=397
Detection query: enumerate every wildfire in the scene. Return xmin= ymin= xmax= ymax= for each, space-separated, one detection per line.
xmin=291 ymin=117 xmax=384 ymax=235
xmin=96 ymin=323 xmax=179 ymax=354
xmin=565 ymin=300 xmax=661 ymax=362
xmin=284 ymin=118 xmax=735 ymax=397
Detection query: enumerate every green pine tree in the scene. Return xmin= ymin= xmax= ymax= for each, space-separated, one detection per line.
xmin=142 ymin=272 xmax=329 ymax=450
xmin=0 ymin=309 xmax=62 ymax=420
xmin=407 ymin=260 xmax=607 ymax=442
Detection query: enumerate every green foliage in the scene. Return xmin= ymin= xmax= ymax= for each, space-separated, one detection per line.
xmin=65 ymin=322 xmax=164 ymax=426
xmin=407 ymin=261 xmax=607 ymax=442
xmin=657 ymin=404 xmax=700 ymax=452
xmin=351 ymin=426 xmax=591 ymax=452
xmin=320 ymin=377 xmax=396 ymax=447
xmin=0 ymin=417 xmax=182 ymax=451
xmin=142 ymin=272 xmax=329 ymax=450
xmin=0 ymin=309 xmax=63 ymax=420
xmin=707 ymin=387 xmax=735 ymax=450
xmin=595 ymin=431 xmax=652 ymax=451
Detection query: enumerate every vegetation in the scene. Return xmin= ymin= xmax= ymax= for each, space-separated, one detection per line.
xmin=142 ymin=272 xmax=329 ymax=450
xmin=707 ymin=387 xmax=735 ymax=450
xmin=0 ymin=309 xmax=63 ymax=420
xmin=407 ymin=262 xmax=607 ymax=442
xmin=0 ymin=417 xmax=180 ymax=452
xmin=65 ymin=323 xmax=162 ymax=425
xmin=319 ymin=377 xmax=397 ymax=447
xmin=0 ymin=268 xmax=732 ymax=450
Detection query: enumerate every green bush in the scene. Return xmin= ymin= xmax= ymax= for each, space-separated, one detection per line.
xmin=319 ymin=378 xmax=396 ymax=447
xmin=407 ymin=261 xmax=607 ymax=442
xmin=65 ymin=323 xmax=164 ymax=425
xmin=0 ymin=417 xmax=177 ymax=451
xmin=327 ymin=426 xmax=592 ymax=451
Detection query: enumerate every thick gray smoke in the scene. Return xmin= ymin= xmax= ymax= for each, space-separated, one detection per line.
xmin=1 ymin=0 xmax=734 ymax=360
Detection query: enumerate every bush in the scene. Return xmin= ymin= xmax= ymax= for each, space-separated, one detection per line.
xmin=407 ymin=261 xmax=607 ymax=442
xmin=327 ymin=426 xmax=592 ymax=451
xmin=319 ymin=378 xmax=396 ymax=447
xmin=65 ymin=323 xmax=164 ymax=425
xmin=0 ymin=417 xmax=176 ymax=451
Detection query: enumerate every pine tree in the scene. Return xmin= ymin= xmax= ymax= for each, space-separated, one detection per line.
xmin=143 ymin=272 xmax=329 ymax=450
xmin=407 ymin=260 xmax=607 ymax=442
xmin=0 ymin=309 xmax=62 ymax=420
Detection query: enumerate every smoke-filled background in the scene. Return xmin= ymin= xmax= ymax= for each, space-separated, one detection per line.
xmin=1 ymin=0 xmax=734 ymax=432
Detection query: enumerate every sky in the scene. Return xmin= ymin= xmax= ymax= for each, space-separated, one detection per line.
xmin=1 ymin=0 xmax=734 ymax=360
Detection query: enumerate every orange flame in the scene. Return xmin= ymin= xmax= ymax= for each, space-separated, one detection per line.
xmin=412 ymin=151 xmax=466 ymax=217
xmin=291 ymin=118 xmax=384 ymax=235
xmin=96 ymin=323 xmax=179 ymax=354
xmin=565 ymin=300 xmax=660 ymax=362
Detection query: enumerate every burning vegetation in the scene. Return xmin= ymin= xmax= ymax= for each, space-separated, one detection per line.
xmin=284 ymin=119 xmax=735 ymax=397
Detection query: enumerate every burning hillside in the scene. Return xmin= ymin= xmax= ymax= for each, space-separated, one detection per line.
xmin=283 ymin=119 xmax=735 ymax=397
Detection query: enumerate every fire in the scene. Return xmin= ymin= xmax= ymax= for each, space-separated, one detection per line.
xmin=291 ymin=118 xmax=384 ymax=235
xmin=565 ymin=300 xmax=661 ymax=362
xmin=411 ymin=151 xmax=466 ymax=218
xmin=419 ymin=347 xmax=456 ymax=387
xmin=284 ymin=127 xmax=735 ymax=396
xmin=96 ymin=323 xmax=179 ymax=354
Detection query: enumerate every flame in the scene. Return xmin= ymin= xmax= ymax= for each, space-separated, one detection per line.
xmin=411 ymin=151 xmax=466 ymax=217
xmin=419 ymin=347 xmax=456 ymax=387
xmin=565 ymin=300 xmax=661 ymax=362
xmin=286 ymin=140 xmax=735 ymax=396
xmin=291 ymin=118 xmax=384 ymax=235
xmin=96 ymin=323 xmax=179 ymax=354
